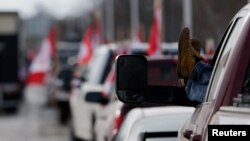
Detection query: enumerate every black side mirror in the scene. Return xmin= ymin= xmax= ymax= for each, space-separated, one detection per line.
xmin=115 ymin=55 xmax=199 ymax=107
xmin=85 ymin=91 xmax=109 ymax=105
xmin=116 ymin=55 xmax=147 ymax=104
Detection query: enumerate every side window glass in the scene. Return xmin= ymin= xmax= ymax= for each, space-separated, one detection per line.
xmin=206 ymin=18 xmax=244 ymax=101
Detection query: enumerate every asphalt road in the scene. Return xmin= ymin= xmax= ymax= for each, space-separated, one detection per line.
xmin=0 ymin=85 xmax=70 ymax=141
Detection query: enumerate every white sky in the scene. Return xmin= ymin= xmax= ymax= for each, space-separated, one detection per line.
xmin=0 ymin=0 xmax=103 ymax=19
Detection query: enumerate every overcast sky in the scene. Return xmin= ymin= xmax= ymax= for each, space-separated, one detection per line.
xmin=0 ymin=0 xmax=103 ymax=19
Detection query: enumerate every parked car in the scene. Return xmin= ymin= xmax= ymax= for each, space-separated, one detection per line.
xmin=115 ymin=3 xmax=250 ymax=141
xmin=114 ymin=106 xmax=195 ymax=141
xmin=70 ymin=45 xmax=114 ymax=141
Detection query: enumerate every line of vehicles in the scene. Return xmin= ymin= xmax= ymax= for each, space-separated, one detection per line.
xmin=65 ymin=41 xmax=212 ymax=141
xmin=1 ymin=2 xmax=249 ymax=141
xmin=68 ymin=42 xmax=187 ymax=141
xmin=54 ymin=2 xmax=250 ymax=141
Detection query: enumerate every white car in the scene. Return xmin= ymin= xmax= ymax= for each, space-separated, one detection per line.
xmin=114 ymin=106 xmax=195 ymax=141
xmin=70 ymin=45 xmax=114 ymax=141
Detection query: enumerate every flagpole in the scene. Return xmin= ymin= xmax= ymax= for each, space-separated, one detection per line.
xmin=130 ymin=0 xmax=139 ymax=42
xmin=105 ymin=0 xmax=115 ymax=42
xmin=182 ymin=0 xmax=193 ymax=35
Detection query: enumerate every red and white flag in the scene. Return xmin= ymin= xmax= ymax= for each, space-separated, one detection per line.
xmin=147 ymin=5 xmax=162 ymax=56
xmin=26 ymin=27 xmax=56 ymax=85
xmin=77 ymin=23 xmax=101 ymax=65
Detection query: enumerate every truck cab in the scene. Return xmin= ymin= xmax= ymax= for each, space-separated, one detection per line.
xmin=178 ymin=3 xmax=250 ymax=141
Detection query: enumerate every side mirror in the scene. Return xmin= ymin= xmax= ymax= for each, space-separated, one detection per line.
xmin=116 ymin=55 xmax=147 ymax=103
xmin=115 ymin=55 xmax=199 ymax=107
xmin=85 ymin=91 xmax=109 ymax=105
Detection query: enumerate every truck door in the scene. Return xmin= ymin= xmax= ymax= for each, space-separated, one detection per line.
xmin=178 ymin=9 xmax=247 ymax=141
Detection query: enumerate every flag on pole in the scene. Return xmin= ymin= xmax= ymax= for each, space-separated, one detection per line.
xmin=26 ymin=27 xmax=56 ymax=85
xmin=147 ymin=4 xmax=162 ymax=56
xmin=77 ymin=23 xmax=101 ymax=65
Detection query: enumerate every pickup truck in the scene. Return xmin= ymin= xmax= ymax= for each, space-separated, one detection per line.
xmin=115 ymin=3 xmax=250 ymax=141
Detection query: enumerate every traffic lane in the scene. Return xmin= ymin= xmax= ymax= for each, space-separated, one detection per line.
xmin=0 ymin=85 xmax=70 ymax=141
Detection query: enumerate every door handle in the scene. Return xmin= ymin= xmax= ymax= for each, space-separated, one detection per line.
xmin=183 ymin=129 xmax=193 ymax=139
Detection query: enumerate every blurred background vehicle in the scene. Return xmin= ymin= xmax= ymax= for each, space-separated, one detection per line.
xmin=69 ymin=44 xmax=115 ymax=141
xmin=0 ymin=11 xmax=24 ymax=113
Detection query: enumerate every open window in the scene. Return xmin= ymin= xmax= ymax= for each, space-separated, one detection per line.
xmin=206 ymin=17 xmax=244 ymax=102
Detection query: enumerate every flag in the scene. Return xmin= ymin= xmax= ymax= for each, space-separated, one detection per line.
xmin=147 ymin=5 xmax=162 ymax=56
xmin=77 ymin=23 xmax=101 ymax=65
xmin=26 ymin=27 xmax=56 ymax=85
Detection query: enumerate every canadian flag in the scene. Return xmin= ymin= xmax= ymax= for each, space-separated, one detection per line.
xmin=77 ymin=23 xmax=101 ymax=65
xmin=147 ymin=5 xmax=162 ymax=56
xmin=26 ymin=27 xmax=56 ymax=85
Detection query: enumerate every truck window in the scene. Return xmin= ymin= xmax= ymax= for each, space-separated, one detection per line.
xmin=206 ymin=18 xmax=244 ymax=101
xmin=87 ymin=48 xmax=112 ymax=84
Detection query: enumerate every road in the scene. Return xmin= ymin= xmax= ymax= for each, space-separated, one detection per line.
xmin=0 ymin=85 xmax=70 ymax=141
